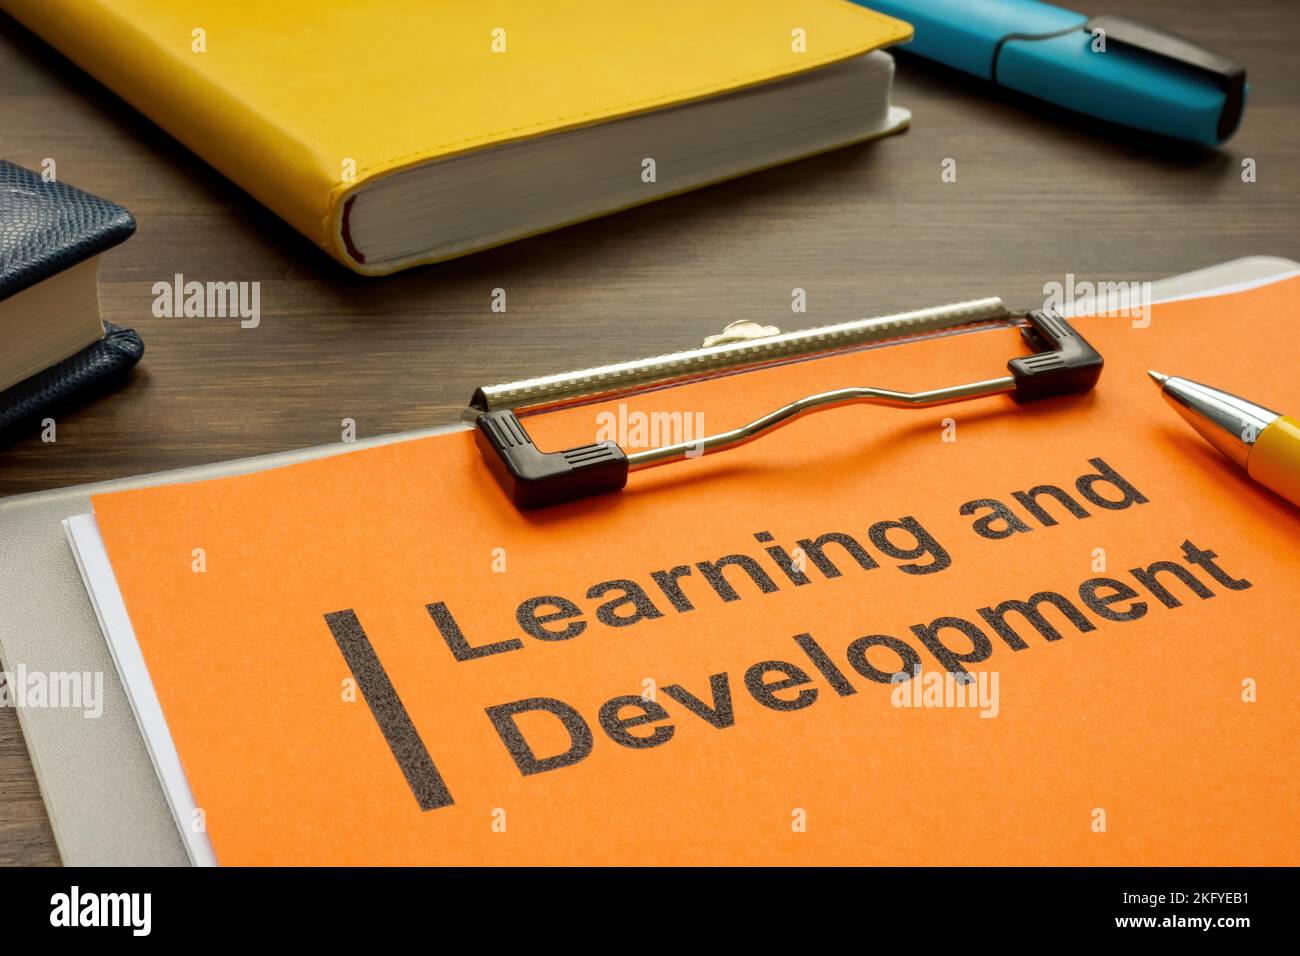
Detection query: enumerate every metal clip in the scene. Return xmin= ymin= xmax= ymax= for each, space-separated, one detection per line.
xmin=470 ymin=299 xmax=1102 ymax=509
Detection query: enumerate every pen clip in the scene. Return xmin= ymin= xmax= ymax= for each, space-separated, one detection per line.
xmin=1087 ymin=15 xmax=1246 ymax=142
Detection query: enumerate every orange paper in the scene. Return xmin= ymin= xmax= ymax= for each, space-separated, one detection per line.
xmin=92 ymin=279 xmax=1300 ymax=865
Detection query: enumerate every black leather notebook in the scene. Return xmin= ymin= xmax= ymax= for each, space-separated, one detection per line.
xmin=0 ymin=159 xmax=143 ymax=444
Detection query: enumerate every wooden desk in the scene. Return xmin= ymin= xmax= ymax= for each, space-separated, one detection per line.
xmin=1 ymin=1 xmax=1296 ymax=864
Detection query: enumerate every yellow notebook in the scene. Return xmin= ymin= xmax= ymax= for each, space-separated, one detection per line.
xmin=8 ymin=1 xmax=912 ymax=275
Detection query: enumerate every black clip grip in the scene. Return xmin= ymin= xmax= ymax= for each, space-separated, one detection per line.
xmin=1008 ymin=308 xmax=1104 ymax=403
xmin=475 ymin=409 xmax=628 ymax=510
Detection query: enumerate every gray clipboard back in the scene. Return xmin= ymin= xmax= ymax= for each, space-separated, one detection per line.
xmin=1 ymin=256 xmax=1295 ymax=866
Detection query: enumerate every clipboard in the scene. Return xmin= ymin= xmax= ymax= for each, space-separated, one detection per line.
xmin=1 ymin=256 xmax=1296 ymax=865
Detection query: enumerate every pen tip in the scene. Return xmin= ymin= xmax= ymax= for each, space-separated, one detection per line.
xmin=1147 ymin=370 xmax=1170 ymax=387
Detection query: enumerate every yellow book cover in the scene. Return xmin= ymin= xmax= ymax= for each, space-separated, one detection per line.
xmin=5 ymin=0 xmax=913 ymax=275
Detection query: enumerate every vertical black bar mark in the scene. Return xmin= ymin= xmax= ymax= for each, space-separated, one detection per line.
xmin=324 ymin=609 xmax=453 ymax=810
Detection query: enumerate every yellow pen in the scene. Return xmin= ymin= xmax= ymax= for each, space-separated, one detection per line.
xmin=1149 ymin=370 xmax=1300 ymax=507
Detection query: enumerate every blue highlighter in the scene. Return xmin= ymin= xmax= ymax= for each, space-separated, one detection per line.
xmin=863 ymin=0 xmax=1246 ymax=146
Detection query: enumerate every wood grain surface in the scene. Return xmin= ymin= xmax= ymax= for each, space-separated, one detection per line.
xmin=1 ymin=1 xmax=1296 ymax=864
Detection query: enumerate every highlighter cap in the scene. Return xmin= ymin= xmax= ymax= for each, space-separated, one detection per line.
xmin=860 ymin=0 xmax=1247 ymax=145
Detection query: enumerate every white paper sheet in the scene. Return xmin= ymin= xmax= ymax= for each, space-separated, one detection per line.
xmin=64 ymin=513 xmax=218 ymax=867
